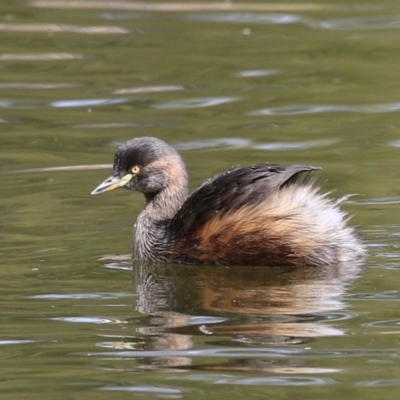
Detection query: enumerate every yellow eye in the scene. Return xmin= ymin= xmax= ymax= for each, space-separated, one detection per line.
xmin=131 ymin=166 xmax=140 ymax=174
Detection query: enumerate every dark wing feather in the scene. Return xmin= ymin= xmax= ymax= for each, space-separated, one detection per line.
xmin=169 ymin=163 xmax=319 ymax=238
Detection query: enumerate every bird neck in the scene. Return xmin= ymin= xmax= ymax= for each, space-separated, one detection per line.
xmin=142 ymin=155 xmax=189 ymax=221
xmin=143 ymin=181 xmax=188 ymax=221
xmin=133 ymin=169 xmax=189 ymax=261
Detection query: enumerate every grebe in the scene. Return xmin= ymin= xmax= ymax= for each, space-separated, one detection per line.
xmin=91 ymin=137 xmax=365 ymax=266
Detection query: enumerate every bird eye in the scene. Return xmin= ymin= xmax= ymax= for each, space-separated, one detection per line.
xmin=131 ymin=166 xmax=140 ymax=174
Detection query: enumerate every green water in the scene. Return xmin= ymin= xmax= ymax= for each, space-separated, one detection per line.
xmin=1 ymin=1 xmax=400 ymax=399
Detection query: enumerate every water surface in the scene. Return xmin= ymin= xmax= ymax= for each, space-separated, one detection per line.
xmin=1 ymin=1 xmax=400 ymax=399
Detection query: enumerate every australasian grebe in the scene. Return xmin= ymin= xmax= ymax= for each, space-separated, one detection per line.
xmin=91 ymin=136 xmax=365 ymax=266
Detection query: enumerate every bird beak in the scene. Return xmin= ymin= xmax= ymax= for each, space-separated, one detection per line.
xmin=91 ymin=173 xmax=133 ymax=195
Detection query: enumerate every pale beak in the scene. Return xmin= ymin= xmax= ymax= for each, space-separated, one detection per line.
xmin=91 ymin=173 xmax=133 ymax=195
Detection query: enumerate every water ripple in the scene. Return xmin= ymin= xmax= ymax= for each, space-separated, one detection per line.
xmin=52 ymin=316 xmax=121 ymax=324
xmin=31 ymin=1 xmax=330 ymax=12
xmin=185 ymin=13 xmax=303 ymax=24
xmin=313 ymin=17 xmax=400 ymax=31
xmin=114 ymin=85 xmax=184 ymax=94
xmin=0 ymin=340 xmax=36 ymax=346
xmin=356 ymin=379 xmax=400 ymax=387
xmin=186 ymin=368 xmax=339 ymax=383
xmin=0 ymin=83 xmax=78 ymax=89
xmin=364 ymin=319 xmax=400 ymax=327
xmin=250 ymin=103 xmax=400 ymax=116
xmin=77 ymin=122 xmax=145 ymax=128
xmin=189 ymin=316 xmax=227 ymax=325
xmin=388 ymin=140 xmax=400 ymax=148
xmin=214 ymin=376 xmax=335 ymax=386
xmin=102 ymin=262 xmax=132 ymax=271
xmin=93 ymin=348 xmax=301 ymax=359
xmin=0 ymin=53 xmax=82 ymax=61
xmin=347 ymin=291 xmax=400 ymax=301
xmin=0 ymin=23 xmax=128 ymax=34
xmin=173 ymin=138 xmax=250 ymax=150
xmin=77 ymin=121 xmax=172 ymax=129
xmin=235 ymin=69 xmax=280 ymax=78
xmin=100 ymin=385 xmax=186 ymax=394
xmin=28 ymin=292 xmax=133 ymax=300
xmin=100 ymin=12 xmax=151 ymax=20
xmin=349 ymin=197 xmax=400 ymax=205
xmin=153 ymin=96 xmax=239 ymax=109
xmin=50 ymin=98 xmax=127 ymax=108
xmin=254 ymin=139 xmax=336 ymax=151
xmin=173 ymin=137 xmax=334 ymax=151
xmin=91 ymin=348 xmax=400 ymax=359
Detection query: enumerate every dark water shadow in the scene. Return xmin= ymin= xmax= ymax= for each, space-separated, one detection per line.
xmin=129 ymin=261 xmax=363 ymax=372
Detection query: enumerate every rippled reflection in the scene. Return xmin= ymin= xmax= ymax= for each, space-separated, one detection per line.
xmin=125 ymin=261 xmax=362 ymax=372
xmin=100 ymin=385 xmax=186 ymax=393
xmin=52 ymin=316 xmax=122 ymax=324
